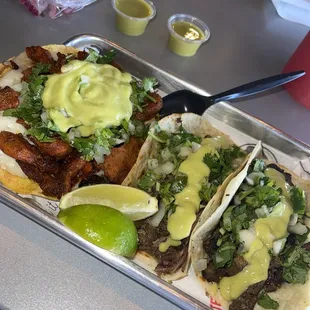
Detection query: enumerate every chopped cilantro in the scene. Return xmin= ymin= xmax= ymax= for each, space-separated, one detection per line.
xmin=3 ymin=63 xmax=50 ymax=127
xmin=258 ymin=292 xmax=279 ymax=309
xmin=85 ymin=48 xmax=116 ymax=64
xmin=290 ymin=186 xmax=306 ymax=215
xmin=130 ymin=77 xmax=158 ymax=112
xmin=138 ymin=171 xmax=160 ymax=192
xmin=212 ymin=241 xmax=236 ymax=268
xmin=199 ymin=181 xmax=218 ymax=204
xmin=281 ymin=246 xmax=310 ymax=284
xmin=27 ymin=127 xmax=55 ymax=142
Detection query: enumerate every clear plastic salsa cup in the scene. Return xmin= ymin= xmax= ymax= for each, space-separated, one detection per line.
xmin=167 ymin=14 xmax=210 ymax=57
xmin=112 ymin=0 xmax=156 ymax=36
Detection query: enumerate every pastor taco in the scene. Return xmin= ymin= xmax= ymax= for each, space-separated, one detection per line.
xmin=191 ymin=146 xmax=310 ymax=310
xmin=129 ymin=113 xmax=249 ymax=281
xmin=0 ymin=45 xmax=162 ymax=198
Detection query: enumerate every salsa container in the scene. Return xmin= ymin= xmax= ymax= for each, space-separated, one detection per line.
xmin=1 ymin=34 xmax=310 ymax=310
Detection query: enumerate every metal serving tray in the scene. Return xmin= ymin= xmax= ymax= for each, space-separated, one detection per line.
xmin=1 ymin=34 xmax=310 ymax=310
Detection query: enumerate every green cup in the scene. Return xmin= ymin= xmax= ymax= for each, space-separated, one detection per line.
xmin=112 ymin=0 xmax=156 ymax=36
xmin=168 ymin=14 xmax=210 ymax=57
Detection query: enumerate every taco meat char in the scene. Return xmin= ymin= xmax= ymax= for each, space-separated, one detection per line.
xmin=191 ymin=151 xmax=310 ymax=310
xmin=0 ymin=86 xmax=19 ymax=110
xmin=129 ymin=113 xmax=249 ymax=280
xmin=0 ymin=45 xmax=162 ymax=198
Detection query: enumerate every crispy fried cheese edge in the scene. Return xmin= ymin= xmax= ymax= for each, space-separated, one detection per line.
xmin=0 ymin=45 xmax=79 ymax=197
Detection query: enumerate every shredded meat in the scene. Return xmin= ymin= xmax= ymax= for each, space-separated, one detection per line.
xmin=202 ymin=256 xmax=248 ymax=283
xmin=264 ymin=257 xmax=284 ymax=293
xmin=77 ymin=51 xmax=89 ymax=60
xmin=229 ymin=281 xmax=265 ymax=310
xmin=25 ymin=46 xmax=54 ymax=64
xmin=101 ymin=137 xmax=143 ymax=184
xmin=136 ymin=218 xmax=189 ymax=275
xmin=136 ymin=210 xmax=202 ymax=276
xmin=134 ymin=93 xmax=163 ymax=121
xmin=10 ymin=60 xmax=19 ymax=70
xmin=28 ymin=136 xmax=73 ymax=159
xmin=0 ymin=86 xmax=19 ymax=110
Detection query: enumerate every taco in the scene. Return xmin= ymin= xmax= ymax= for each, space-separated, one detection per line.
xmin=129 ymin=113 xmax=249 ymax=281
xmin=191 ymin=145 xmax=310 ymax=310
xmin=0 ymin=45 xmax=162 ymax=198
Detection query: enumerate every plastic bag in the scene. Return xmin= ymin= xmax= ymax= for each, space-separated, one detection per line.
xmin=20 ymin=0 xmax=97 ymax=19
xmin=271 ymin=0 xmax=310 ymax=27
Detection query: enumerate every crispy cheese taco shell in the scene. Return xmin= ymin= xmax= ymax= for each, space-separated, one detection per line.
xmin=190 ymin=150 xmax=310 ymax=310
xmin=0 ymin=45 xmax=79 ymax=197
xmin=126 ymin=113 xmax=251 ymax=281
xmin=0 ymin=45 xmax=145 ymax=199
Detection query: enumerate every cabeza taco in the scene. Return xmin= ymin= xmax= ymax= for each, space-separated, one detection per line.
xmin=128 ymin=113 xmax=250 ymax=281
xmin=0 ymin=45 xmax=162 ymax=198
xmin=191 ymin=143 xmax=310 ymax=310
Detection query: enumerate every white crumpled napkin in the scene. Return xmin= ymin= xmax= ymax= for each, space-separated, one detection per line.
xmin=271 ymin=0 xmax=310 ymax=27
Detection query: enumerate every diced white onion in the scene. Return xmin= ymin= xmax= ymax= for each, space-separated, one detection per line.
xmin=128 ymin=121 xmax=135 ymax=133
xmin=255 ymin=205 xmax=269 ymax=218
xmin=234 ymin=194 xmax=241 ymax=205
xmin=273 ymin=238 xmax=286 ymax=255
xmin=179 ymin=146 xmax=192 ymax=158
xmin=40 ymin=111 xmax=48 ymax=124
xmin=192 ymin=142 xmax=201 ymax=153
xmin=239 ymin=229 xmax=256 ymax=251
xmin=194 ymin=258 xmax=208 ymax=272
xmin=148 ymin=159 xmax=158 ymax=170
xmin=114 ymin=139 xmax=125 ymax=145
xmin=288 ymin=222 xmax=308 ymax=235
xmin=246 ymin=172 xmax=265 ymax=185
xmin=122 ymin=132 xmax=129 ymax=141
xmin=161 ymin=148 xmax=171 ymax=161
xmin=60 ymin=108 xmax=69 ymax=118
xmin=80 ymin=75 xmax=90 ymax=85
xmin=67 ymin=130 xmax=75 ymax=142
xmin=148 ymin=201 xmax=166 ymax=227
xmin=289 ymin=214 xmax=298 ymax=227
xmin=155 ymin=161 xmax=174 ymax=175
xmin=245 ymin=176 xmax=255 ymax=186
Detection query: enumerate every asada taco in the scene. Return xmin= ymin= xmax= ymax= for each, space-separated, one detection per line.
xmin=129 ymin=113 xmax=250 ymax=281
xmin=0 ymin=44 xmax=162 ymax=199
xmin=191 ymin=143 xmax=310 ymax=310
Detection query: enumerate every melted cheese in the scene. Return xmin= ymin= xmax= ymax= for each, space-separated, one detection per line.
xmin=13 ymin=51 xmax=33 ymax=71
xmin=219 ymin=198 xmax=293 ymax=301
xmin=0 ymin=116 xmax=27 ymax=177
xmin=0 ymin=69 xmax=23 ymax=92
xmin=160 ymin=136 xmax=230 ymax=251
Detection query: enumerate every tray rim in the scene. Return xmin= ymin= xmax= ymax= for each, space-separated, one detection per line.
xmin=0 ymin=33 xmax=309 ymax=310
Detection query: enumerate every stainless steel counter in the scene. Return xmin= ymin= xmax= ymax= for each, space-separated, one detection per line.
xmin=0 ymin=1 xmax=309 ymax=309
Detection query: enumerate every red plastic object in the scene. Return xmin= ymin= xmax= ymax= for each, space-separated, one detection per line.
xmin=283 ymin=31 xmax=310 ymax=109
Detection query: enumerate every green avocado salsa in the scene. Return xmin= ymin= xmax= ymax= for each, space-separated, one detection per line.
xmin=3 ymin=48 xmax=158 ymax=161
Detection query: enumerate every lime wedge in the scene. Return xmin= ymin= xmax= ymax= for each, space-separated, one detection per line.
xmin=58 ymin=204 xmax=138 ymax=257
xmin=59 ymin=184 xmax=158 ymax=221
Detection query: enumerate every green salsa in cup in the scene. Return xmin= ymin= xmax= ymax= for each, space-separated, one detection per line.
xmin=168 ymin=14 xmax=210 ymax=57
xmin=112 ymin=0 xmax=156 ymax=36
